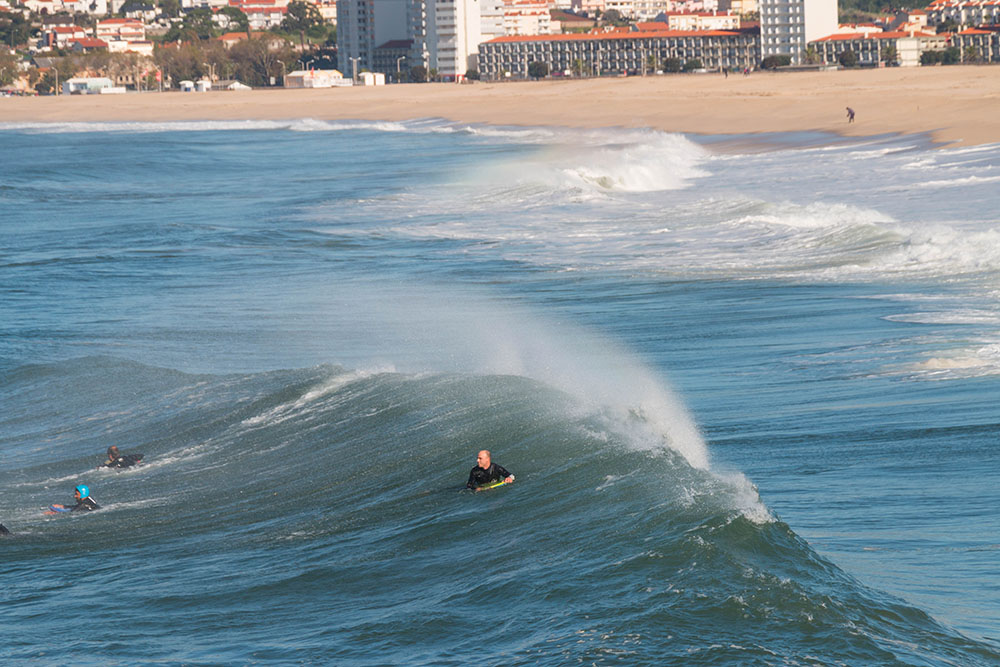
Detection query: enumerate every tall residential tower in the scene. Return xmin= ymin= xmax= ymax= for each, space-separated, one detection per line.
xmin=759 ymin=0 xmax=837 ymax=64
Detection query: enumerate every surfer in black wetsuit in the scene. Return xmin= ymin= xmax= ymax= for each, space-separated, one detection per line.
xmin=101 ymin=445 xmax=143 ymax=469
xmin=45 ymin=485 xmax=100 ymax=514
xmin=466 ymin=450 xmax=515 ymax=490
xmin=0 ymin=523 xmax=10 ymax=535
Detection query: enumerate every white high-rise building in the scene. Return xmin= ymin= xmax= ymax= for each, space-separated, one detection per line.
xmin=480 ymin=0 xmax=505 ymax=40
xmin=759 ymin=0 xmax=837 ymax=64
xmin=410 ymin=0 xmax=483 ymax=77
xmin=340 ymin=0 xmax=488 ymax=78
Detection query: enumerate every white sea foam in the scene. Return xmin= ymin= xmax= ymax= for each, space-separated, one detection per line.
xmin=241 ymin=365 xmax=394 ymax=427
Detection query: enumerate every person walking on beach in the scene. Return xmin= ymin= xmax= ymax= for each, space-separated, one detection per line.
xmin=846 ymin=107 xmax=856 ymax=123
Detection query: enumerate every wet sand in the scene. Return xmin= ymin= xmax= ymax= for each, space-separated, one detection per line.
xmin=2 ymin=67 xmax=999 ymax=146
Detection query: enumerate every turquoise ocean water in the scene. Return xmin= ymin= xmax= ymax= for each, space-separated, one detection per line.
xmin=1 ymin=119 xmax=999 ymax=664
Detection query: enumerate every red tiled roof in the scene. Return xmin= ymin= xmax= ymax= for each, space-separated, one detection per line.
xmin=814 ymin=30 xmax=935 ymax=40
xmin=488 ymin=29 xmax=745 ymax=44
xmin=70 ymin=37 xmax=108 ymax=47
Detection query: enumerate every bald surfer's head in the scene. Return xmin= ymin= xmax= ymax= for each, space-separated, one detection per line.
xmin=477 ymin=450 xmax=491 ymax=469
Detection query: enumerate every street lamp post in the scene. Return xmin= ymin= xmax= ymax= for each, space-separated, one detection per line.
xmin=278 ymin=60 xmax=286 ymax=87
xmin=396 ymin=55 xmax=405 ymax=82
xmin=52 ymin=66 xmax=59 ymax=95
xmin=202 ymin=62 xmax=216 ymax=82
xmin=349 ymin=56 xmax=360 ymax=82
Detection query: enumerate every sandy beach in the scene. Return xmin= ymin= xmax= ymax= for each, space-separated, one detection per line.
xmin=3 ymin=67 xmax=999 ymax=146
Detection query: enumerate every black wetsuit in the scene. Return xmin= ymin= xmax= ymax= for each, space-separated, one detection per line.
xmin=69 ymin=497 xmax=100 ymax=512
xmin=0 ymin=523 xmax=9 ymax=535
xmin=104 ymin=453 xmax=143 ymax=469
xmin=467 ymin=463 xmax=513 ymax=489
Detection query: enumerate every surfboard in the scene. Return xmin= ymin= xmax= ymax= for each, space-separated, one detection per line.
xmin=478 ymin=480 xmax=509 ymax=491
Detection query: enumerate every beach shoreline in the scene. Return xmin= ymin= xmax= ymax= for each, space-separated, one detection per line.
xmin=3 ymin=67 xmax=999 ymax=147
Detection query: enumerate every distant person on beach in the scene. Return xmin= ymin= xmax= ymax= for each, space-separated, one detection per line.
xmin=846 ymin=107 xmax=856 ymax=123
xmin=466 ymin=449 xmax=515 ymax=490
xmin=101 ymin=445 xmax=143 ymax=469
xmin=45 ymin=485 xmax=100 ymax=514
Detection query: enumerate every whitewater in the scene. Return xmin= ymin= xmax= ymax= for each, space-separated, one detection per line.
xmin=1 ymin=119 xmax=998 ymax=664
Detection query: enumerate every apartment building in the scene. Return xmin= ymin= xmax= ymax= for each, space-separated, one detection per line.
xmin=926 ymin=0 xmax=1000 ymax=27
xmin=339 ymin=0 xmax=487 ymax=78
xmin=96 ymin=18 xmax=146 ymax=41
xmin=478 ymin=28 xmax=759 ymax=79
xmin=503 ymin=0 xmax=554 ymax=36
xmin=410 ymin=0 xmax=483 ymax=76
xmin=809 ymin=29 xmax=944 ymax=66
xmin=759 ymin=0 xmax=836 ymax=64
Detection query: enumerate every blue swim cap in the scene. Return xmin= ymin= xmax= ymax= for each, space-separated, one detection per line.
xmin=75 ymin=484 xmax=90 ymax=499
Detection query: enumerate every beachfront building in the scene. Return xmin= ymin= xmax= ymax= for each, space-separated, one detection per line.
xmin=61 ymin=76 xmax=116 ymax=93
xmin=373 ymin=38 xmax=412 ymax=77
xmin=478 ymin=28 xmax=759 ymax=79
xmin=285 ymin=68 xmax=352 ymax=86
xmin=409 ymin=0 xmax=484 ymax=77
xmin=953 ymin=26 xmax=1000 ymax=61
xmin=759 ymin=0 xmax=837 ymax=64
xmin=809 ymin=29 xmax=946 ymax=66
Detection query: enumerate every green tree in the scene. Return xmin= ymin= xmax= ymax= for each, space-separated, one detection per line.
xmin=880 ymin=44 xmax=898 ymax=65
xmin=602 ymin=9 xmax=622 ymax=24
xmin=409 ymin=64 xmax=427 ymax=82
xmin=963 ymin=45 xmax=981 ymax=63
xmin=281 ymin=0 xmax=326 ymax=45
xmin=936 ymin=19 xmax=959 ymax=34
xmin=646 ymin=53 xmax=658 ymax=73
xmin=218 ymin=6 xmax=249 ymax=32
xmin=920 ymin=50 xmax=941 ymax=65
xmin=761 ymin=54 xmax=791 ymax=69
xmin=941 ymin=46 xmax=960 ymax=64
xmin=0 ymin=50 xmax=18 ymax=86
xmin=1 ymin=12 xmax=32 ymax=48
xmin=804 ymin=46 xmax=821 ymax=64
xmin=571 ymin=58 xmax=586 ymax=76
xmin=662 ymin=57 xmax=682 ymax=73
xmin=683 ymin=58 xmax=702 ymax=71
xmin=228 ymin=35 xmax=293 ymax=86
xmin=36 ymin=69 xmax=58 ymax=94
xmin=464 ymin=68 xmax=479 ymax=80
xmin=158 ymin=0 xmax=181 ymax=18
xmin=528 ymin=60 xmax=549 ymax=79
xmin=164 ymin=7 xmax=216 ymax=41
xmin=838 ymin=49 xmax=858 ymax=68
